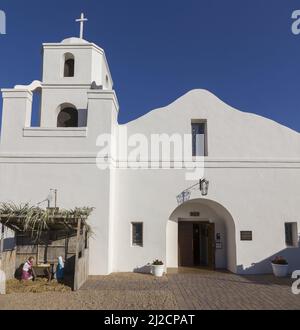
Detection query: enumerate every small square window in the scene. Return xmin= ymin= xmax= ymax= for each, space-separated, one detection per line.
xmin=240 ymin=231 xmax=252 ymax=241
xmin=285 ymin=222 xmax=298 ymax=247
xmin=132 ymin=222 xmax=143 ymax=247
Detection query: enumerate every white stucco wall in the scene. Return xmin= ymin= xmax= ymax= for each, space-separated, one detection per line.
xmin=110 ymin=89 xmax=300 ymax=275
xmin=0 ymin=37 xmax=299 ymax=276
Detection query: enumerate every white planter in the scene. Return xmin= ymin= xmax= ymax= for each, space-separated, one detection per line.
xmin=271 ymin=263 xmax=289 ymax=277
xmin=152 ymin=264 xmax=164 ymax=277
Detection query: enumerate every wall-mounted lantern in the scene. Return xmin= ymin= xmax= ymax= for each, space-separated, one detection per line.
xmin=199 ymin=178 xmax=209 ymax=196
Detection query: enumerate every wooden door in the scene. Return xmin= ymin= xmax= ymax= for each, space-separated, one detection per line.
xmin=193 ymin=224 xmax=200 ymax=266
xmin=207 ymin=223 xmax=215 ymax=269
xmin=178 ymin=222 xmax=193 ymax=267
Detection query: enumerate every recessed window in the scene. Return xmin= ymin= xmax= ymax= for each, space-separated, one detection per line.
xmin=57 ymin=107 xmax=78 ymax=127
xmin=240 ymin=231 xmax=252 ymax=241
xmin=64 ymin=53 xmax=75 ymax=77
xmin=132 ymin=222 xmax=143 ymax=247
xmin=191 ymin=121 xmax=207 ymax=156
xmin=285 ymin=222 xmax=298 ymax=247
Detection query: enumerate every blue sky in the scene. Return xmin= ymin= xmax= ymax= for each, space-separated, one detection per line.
xmin=0 ymin=0 xmax=300 ymax=131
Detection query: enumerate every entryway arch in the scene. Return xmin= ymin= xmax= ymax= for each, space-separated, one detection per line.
xmin=166 ymin=198 xmax=237 ymax=273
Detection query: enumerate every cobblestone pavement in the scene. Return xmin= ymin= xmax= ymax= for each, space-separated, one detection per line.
xmin=1 ymin=269 xmax=300 ymax=310
xmin=81 ymin=269 xmax=300 ymax=310
xmin=165 ymin=269 xmax=300 ymax=310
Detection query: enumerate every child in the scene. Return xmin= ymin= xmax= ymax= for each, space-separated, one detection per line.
xmin=56 ymin=256 xmax=64 ymax=281
xmin=22 ymin=256 xmax=35 ymax=281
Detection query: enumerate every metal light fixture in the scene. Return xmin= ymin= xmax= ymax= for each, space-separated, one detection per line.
xmin=199 ymin=178 xmax=209 ymax=196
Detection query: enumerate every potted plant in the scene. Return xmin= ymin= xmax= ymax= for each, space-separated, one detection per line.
xmin=271 ymin=256 xmax=289 ymax=277
xmin=151 ymin=259 xmax=164 ymax=277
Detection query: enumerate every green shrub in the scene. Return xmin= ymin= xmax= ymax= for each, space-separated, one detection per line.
xmin=271 ymin=256 xmax=288 ymax=265
xmin=152 ymin=259 xmax=164 ymax=265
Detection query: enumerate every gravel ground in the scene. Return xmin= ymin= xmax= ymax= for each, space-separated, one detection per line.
xmin=6 ymin=278 xmax=71 ymax=294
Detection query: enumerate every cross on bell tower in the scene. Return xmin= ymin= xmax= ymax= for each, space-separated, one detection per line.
xmin=76 ymin=13 xmax=88 ymax=39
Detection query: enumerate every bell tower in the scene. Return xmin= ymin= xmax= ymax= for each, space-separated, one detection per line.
xmin=1 ymin=13 xmax=119 ymax=156
xmin=0 ymin=14 xmax=118 ymax=275
xmin=42 ymin=37 xmax=113 ymax=88
xmin=40 ymin=35 xmax=114 ymax=127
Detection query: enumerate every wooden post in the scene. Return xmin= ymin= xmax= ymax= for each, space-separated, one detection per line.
xmin=82 ymin=225 xmax=86 ymax=283
xmin=64 ymin=233 xmax=68 ymax=265
xmin=73 ymin=218 xmax=81 ymax=291
xmin=0 ymin=225 xmax=4 ymax=263
xmin=44 ymin=232 xmax=50 ymax=263
xmin=36 ymin=243 xmax=39 ymax=265
xmin=82 ymin=225 xmax=86 ymax=254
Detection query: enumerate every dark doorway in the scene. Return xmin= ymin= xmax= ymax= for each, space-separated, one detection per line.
xmin=178 ymin=221 xmax=215 ymax=269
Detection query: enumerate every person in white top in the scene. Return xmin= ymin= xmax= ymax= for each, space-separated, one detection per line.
xmin=22 ymin=256 xmax=35 ymax=281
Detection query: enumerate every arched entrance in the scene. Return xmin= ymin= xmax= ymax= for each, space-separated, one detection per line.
xmin=166 ymin=198 xmax=237 ymax=273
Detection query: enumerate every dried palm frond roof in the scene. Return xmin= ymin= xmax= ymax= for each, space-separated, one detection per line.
xmin=0 ymin=202 xmax=94 ymax=236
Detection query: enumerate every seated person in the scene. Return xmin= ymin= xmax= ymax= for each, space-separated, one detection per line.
xmin=22 ymin=256 xmax=35 ymax=281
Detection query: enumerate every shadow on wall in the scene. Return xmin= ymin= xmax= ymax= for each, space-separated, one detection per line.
xmin=3 ymin=237 xmax=16 ymax=251
xmin=78 ymin=109 xmax=88 ymax=127
xmin=237 ymin=244 xmax=300 ymax=275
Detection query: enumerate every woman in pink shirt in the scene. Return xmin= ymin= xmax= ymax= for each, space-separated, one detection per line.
xmin=22 ymin=256 xmax=35 ymax=281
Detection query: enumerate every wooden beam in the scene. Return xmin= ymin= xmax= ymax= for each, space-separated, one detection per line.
xmin=37 ymin=243 xmax=39 ymax=265
xmin=73 ymin=218 xmax=82 ymax=291
xmin=82 ymin=225 xmax=86 ymax=252
xmin=0 ymin=225 xmax=4 ymax=261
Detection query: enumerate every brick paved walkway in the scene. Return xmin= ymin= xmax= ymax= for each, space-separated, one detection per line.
xmin=81 ymin=269 xmax=300 ymax=310
xmin=2 ymin=269 xmax=300 ymax=309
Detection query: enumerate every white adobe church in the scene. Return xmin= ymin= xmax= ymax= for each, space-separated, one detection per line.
xmin=0 ymin=15 xmax=300 ymax=276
